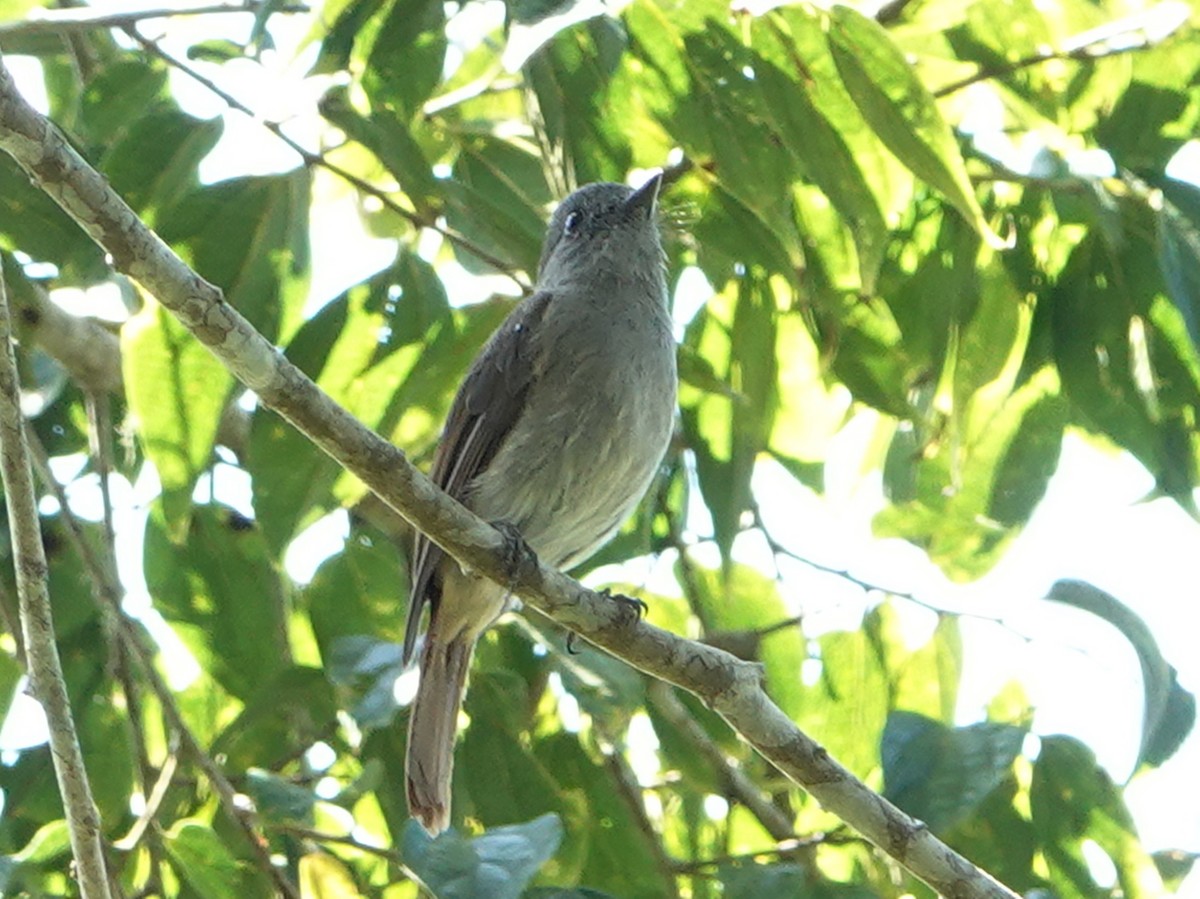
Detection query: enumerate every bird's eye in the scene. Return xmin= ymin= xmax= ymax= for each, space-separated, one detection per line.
xmin=563 ymin=210 xmax=583 ymax=236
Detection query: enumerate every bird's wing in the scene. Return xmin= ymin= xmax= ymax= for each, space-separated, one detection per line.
xmin=403 ymin=291 xmax=554 ymax=664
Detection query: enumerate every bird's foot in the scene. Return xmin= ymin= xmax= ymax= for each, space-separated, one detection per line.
xmin=565 ymin=588 xmax=648 ymax=654
xmin=490 ymin=520 xmax=538 ymax=594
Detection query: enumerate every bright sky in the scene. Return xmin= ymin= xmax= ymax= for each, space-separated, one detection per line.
xmin=2 ymin=2 xmax=1199 ymax=894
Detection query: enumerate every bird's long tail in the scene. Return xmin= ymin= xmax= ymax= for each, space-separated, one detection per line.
xmin=406 ymin=635 xmax=474 ymax=834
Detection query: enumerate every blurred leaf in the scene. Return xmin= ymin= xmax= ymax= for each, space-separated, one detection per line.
xmin=460 ymin=672 xmax=569 ymax=827
xmin=1031 ymin=736 xmax=1164 ymax=899
xmin=828 ymin=7 xmax=1003 ymax=248
xmin=144 ymin=503 xmax=288 ymax=700
xmin=0 ymin=152 xmax=108 ymax=282
xmin=164 ymin=821 xmax=246 ymax=897
xmin=445 ymin=136 xmax=552 ymax=275
xmin=881 ymin=711 xmax=1025 ymax=834
xmin=318 ymin=85 xmax=440 ymax=217
xmin=213 ymin=667 xmax=339 ymax=772
xmin=156 ymin=172 xmax=311 ymax=343
xmin=187 ymin=39 xmax=246 ymax=63
xmin=122 ymin=299 xmax=233 ymax=536
xmin=401 ymin=813 xmax=562 ymax=899
xmin=526 ymin=17 xmax=631 ymax=184
xmin=244 ymin=769 xmax=317 ymax=825
xmin=100 ymin=109 xmax=222 ymax=223
xmin=532 ymin=734 xmax=673 ymax=898
xmin=1046 ymin=580 xmax=1194 ymax=769
xmin=1157 ymin=179 xmax=1200 ymax=353
xmin=300 ymin=851 xmax=363 ymax=898
xmin=326 ymin=635 xmax=405 ymax=730
xmin=362 ymin=0 xmax=447 ymax=120
xmin=681 ymin=276 xmax=779 ymax=563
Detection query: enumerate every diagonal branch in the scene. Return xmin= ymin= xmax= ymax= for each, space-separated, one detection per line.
xmin=0 ymin=56 xmax=1018 ymax=899
xmin=0 ymin=259 xmax=112 ymax=897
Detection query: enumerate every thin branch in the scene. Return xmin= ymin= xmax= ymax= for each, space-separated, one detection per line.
xmin=273 ymin=823 xmax=410 ymax=872
xmin=0 ymin=4 xmax=308 ymax=38
xmin=7 ymin=274 xmax=122 ymax=394
xmin=647 ymin=681 xmax=796 ymax=845
xmin=593 ymin=726 xmax=681 ymax=897
xmin=115 ymin=753 xmax=180 ymax=852
xmin=670 ymin=829 xmax=859 ymax=873
xmin=24 ymin=429 xmax=302 ymax=899
xmin=0 ymin=258 xmax=111 ymax=897
xmin=934 ymin=21 xmax=1175 ymax=98
xmin=126 ymin=31 xmax=531 ymax=293
xmin=0 ymin=60 xmax=1019 ymax=899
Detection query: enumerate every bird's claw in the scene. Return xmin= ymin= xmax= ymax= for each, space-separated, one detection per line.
xmin=491 ymin=520 xmax=538 ymax=592
xmin=599 ymin=587 xmax=649 ymax=621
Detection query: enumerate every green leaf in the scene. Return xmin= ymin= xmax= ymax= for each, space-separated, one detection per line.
xmin=164 ymin=821 xmax=246 ymax=897
xmin=1031 ymin=736 xmax=1164 ymax=899
xmin=753 ymin=10 xmax=890 ymax=291
xmin=212 ymin=667 xmax=339 ymax=772
xmin=401 ymin=813 xmax=563 ymax=899
xmin=326 ymin=635 xmax=405 ymax=730
xmin=0 ymin=153 xmax=107 ymax=283
xmin=156 ymin=172 xmax=312 ymax=343
xmin=318 ymin=85 xmax=440 ymax=218
xmin=881 ymin=711 xmax=1025 ymax=834
xmin=680 ymin=276 xmax=778 ymax=563
xmin=122 ymin=299 xmax=233 ymax=535
xmin=244 ymin=768 xmax=317 ymax=824
xmin=300 ymin=852 xmax=363 ymax=898
xmin=1157 ymin=180 xmax=1200 ymax=353
xmin=827 ymin=7 xmax=1003 ymax=247
xmin=445 ymin=136 xmax=553 ymax=275
xmin=460 ymin=672 xmax=570 ymax=827
xmin=13 ymin=820 xmax=71 ymax=864
xmin=526 ymin=18 xmax=632 ymax=184
xmin=100 ymin=109 xmax=223 ymax=223
xmin=1046 ymin=580 xmax=1193 ymax=770
xmin=362 ymin=0 xmax=447 ymax=119
xmin=186 ymin=39 xmax=246 ymax=63
xmin=144 ymin=503 xmax=289 ymax=699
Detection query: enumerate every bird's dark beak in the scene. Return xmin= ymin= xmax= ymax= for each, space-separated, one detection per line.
xmin=625 ymin=171 xmax=663 ymax=219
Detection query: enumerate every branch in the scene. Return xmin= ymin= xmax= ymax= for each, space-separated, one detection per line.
xmin=6 ymin=274 xmax=122 ymax=394
xmin=0 ymin=259 xmax=112 ymax=896
xmin=647 ymin=681 xmax=797 ymax=845
xmin=0 ymin=4 xmax=308 ymax=38
xmin=0 ymin=58 xmax=1019 ymax=899
xmin=933 ymin=10 xmax=1184 ymax=98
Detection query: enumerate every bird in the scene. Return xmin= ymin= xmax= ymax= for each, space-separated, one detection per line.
xmin=403 ymin=172 xmax=677 ymax=834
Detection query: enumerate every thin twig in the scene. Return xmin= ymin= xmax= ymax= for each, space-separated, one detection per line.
xmin=670 ymin=830 xmax=859 ymax=873
xmin=594 ymin=728 xmax=681 ymax=898
xmin=273 ymin=823 xmax=409 ymax=872
xmin=0 ymin=4 xmax=308 ymax=37
xmin=0 ymin=258 xmax=112 ymax=897
xmin=115 ymin=753 xmax=179 ymax=852
xmin=126 ymin=31 xmax=530 ymax=292
xmin=934 ymin=27 xmax=1172 ymax=98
